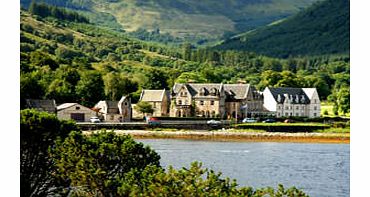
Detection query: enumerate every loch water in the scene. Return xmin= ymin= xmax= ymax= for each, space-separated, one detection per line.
xmin=137 ymin=139 xmax=350 ymax=197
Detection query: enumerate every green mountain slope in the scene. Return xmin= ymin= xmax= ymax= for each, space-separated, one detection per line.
xmin=20 ymin=9 xmax=349 ymax=108
xmin=215 ymin=0 xmax=349 ymax=58
xmin=21 ymin=0 xmax=318 ymax=44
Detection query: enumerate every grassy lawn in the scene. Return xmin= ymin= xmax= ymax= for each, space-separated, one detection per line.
xmin=236 ymin=122 xmax=329 ymax=127
xmin=321 ymin=101 xmax=350 ymax=117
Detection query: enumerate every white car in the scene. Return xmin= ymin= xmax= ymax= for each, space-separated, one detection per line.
xmin=90 ymin=117 xmax=101 ymax=123
xmin=242 ymin=118 xmax=257 ymax=123
xmin=207 ymin=119 xmax=222 ymax=125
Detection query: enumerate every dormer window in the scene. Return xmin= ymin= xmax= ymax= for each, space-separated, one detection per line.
xmin=210 ymin=88 xmax=218 ymax=96
xmin=75 ymin=106 xmax=80 ymax=110
xmin=301 ymin=95 xmax=306 ymax=103
xmin=199 ymin=88 xmax=207 ymax=96
xmin=277 ymin=94 xmax=281 ymax=102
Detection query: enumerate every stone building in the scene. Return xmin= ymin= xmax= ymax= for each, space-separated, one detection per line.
xmin=57 ymin=103 xmax=96 ymax=122
xmin=170 ymin=83 xmax=264 ymax=119
xmin=94 ymin=96 xmax=131 ymax=122
xmin=134 ymin=89 xmax=170 ymax=118
xmin=263 ymin=87 xmax=321 ymax=118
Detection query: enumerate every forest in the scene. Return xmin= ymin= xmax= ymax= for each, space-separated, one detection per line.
xmin=215 ymin=0 xmax=349 ymax=58
xmin=20 ymin=2 xmax=350 ymax=115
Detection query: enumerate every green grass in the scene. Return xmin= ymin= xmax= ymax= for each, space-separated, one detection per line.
xmin=237 ymin=122 xmax=329 ymax=127
xmin=321 ymin=101 xmax=350 ymax=118
xmin=316 ymin=127 xmax=350 ymax=133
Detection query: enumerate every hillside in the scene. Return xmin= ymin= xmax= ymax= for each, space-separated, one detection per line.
xmin=20 ymin=0 xmax=318 ymax=44
xmin=215 ymin=0 xmax=349 ymax=58
xmin=20 ymin=9 xmax=349 ymax=115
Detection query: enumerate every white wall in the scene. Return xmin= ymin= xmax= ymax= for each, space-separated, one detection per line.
xmin=263 ymin=87 xmax=277 ymax=112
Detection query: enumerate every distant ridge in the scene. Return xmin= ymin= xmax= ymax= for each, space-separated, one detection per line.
xmin=20 ymin=0 xmax=318 ymax=44
xmin=215 ymin=0 xmax=349 ymax=58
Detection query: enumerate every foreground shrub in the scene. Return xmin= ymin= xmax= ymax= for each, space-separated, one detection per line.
xmin=20 ymin=109 xmax=78 ymax=196
xmin=52 ymin=131 xmax=160 ymax=196
xmin=119 ymin=162 xmax=308 ymax=197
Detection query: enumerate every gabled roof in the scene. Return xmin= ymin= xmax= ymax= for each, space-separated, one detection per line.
xmin=224 ymin=84 xmax=250 ymax=100
xmin=140 ymin=89 xmax=167 ymax=102
xmin=57 ymin=103 xmax=78 ymax=111
xmin=106 ymin=101 xmax=119 ymax=110
xmin=172 ymin=83 xmax=251 ymax=99
xmin=267 ymin=87 xmax=311 ymax=104
xmin=57 ymin=103 xmax=95 ymax=112
xmin=302 ymin=88 xmax=317 ymax=100
xmin=25 ymin=99 xmax=56 ymax=113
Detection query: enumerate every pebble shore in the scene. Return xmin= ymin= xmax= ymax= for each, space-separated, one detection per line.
xmin=85 ymin=129 xmax=350 ymax=144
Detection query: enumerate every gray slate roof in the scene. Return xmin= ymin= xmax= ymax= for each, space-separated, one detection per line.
xmin=25 ymin=99 xmax=57 ymax=113
xmin=140 ymin=89 xmax=166 ymax=102
xmin=268 ymin=87 xmax=310 ymax=104
xmin=172 ymin=83 xmax=251 ymax=99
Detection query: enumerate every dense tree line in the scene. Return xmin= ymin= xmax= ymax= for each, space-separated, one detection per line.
xmin=215 ymin=0 xmax=349 ymax=58
xmin=28 ymin=1 xmax=89 ymax=23
xmin=21 ymin=109 xmax=308 ymax=196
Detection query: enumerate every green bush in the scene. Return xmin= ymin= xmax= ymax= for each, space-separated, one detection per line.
xmin=52 ymin=131 xmax=160 ymax=196
xmin=119 ymin=162 xmax=308 ymax=197
xmin=20 ymin=109 xmax=78 ymax=196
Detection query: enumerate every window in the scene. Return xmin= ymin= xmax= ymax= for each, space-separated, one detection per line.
xmin=124 ymin=102 xmax=127 ymax=106
xmin=314 ymin=106 xmax=317 ymax=110
xmin=178 ymin=100 xmax=182 ymax=105
xmin=285 ymin=112 xmax=288 ymax=116
xmin=285 ymin=106 xmax=288 ymax=110
xmin=110 ymin=115 xmax=114 ymax=120
xmin=75 ymin=106 xmax=80 ymax=110
xmin=296 ymin=106 xmax=299 ymax=110
xmin=302 ymin=106 xmax=305 ymax=110
xmin=277 ymin=113 xmax=280 ymax=116
xmin=296 ymin=113 xmax=299 ymax=116
xmin=184 ymin=92 xmax=187 ymax=96
xmin=211 ymin=100 xmax=214 ymax=105
xmin=153 ymin=102 xmax=157 ymax=108
xmin=278 ymin=106 xmax=281 ymax=110
xmin=290 ymin=113 xmax=293 ymax=116
xmin=314 ymin=113 xmax=317 ymax=117
xmin=200 ymin=100 xmax=204 ymax=105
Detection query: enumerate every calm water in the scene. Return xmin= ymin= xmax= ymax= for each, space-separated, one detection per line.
xmin=137 ymin=139 xmax=349 ymax=197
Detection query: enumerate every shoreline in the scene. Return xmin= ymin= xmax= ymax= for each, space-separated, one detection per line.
xmin=84 ymin=130 xmax=350 ymax=144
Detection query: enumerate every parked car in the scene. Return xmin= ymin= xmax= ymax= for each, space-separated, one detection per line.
xmin=148 ymin=117 xmax=161 ymax=126
xmin=242 ymin=118 xmax=257 ymax=123
xmin=284 ymin=119 xmax=295 ymax=123
xmin=207 ymin=119 xmax=222 ymax=125
xmin=263 ymin=118 xmax=276 ymax=123
xmin=90 ymin=116 xmax=101 ymax=123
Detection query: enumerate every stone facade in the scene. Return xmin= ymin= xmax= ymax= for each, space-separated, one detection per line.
xmin=133 ymin=89 xmax=170 ymax=118
xmin=57 ymin=103 xmax=96 ymax=122
xmin=94 ymin=96 xmax=132 ymax=122
xmin=170 ymin=83 xmax=264 ymax=119
xmin=263 ymin=87 xmax=321 ymax=118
